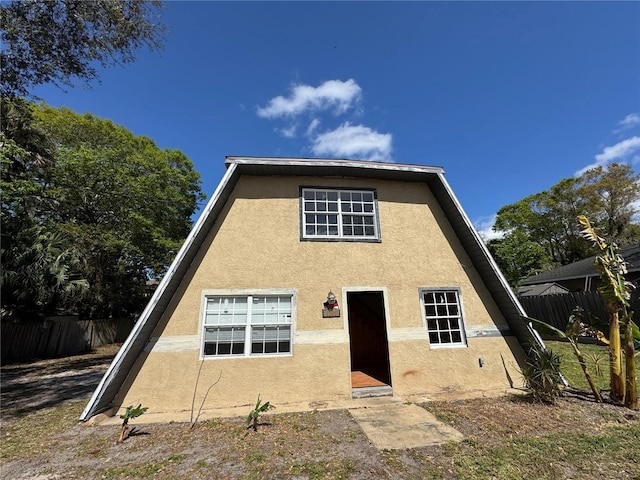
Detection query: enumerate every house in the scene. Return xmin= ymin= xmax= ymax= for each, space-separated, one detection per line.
xmin=520 ymin=243 xmax=640 ymax=292
xmin=517 ymin=282 xmax=569 ymax=297
xmin=81 ymin=157 xmax=537 ymax=421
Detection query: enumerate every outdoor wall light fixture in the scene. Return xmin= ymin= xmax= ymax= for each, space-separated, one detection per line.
xmin=479 ymin=358 xmax=485 ymax=367
xmin=324 ymin=291 xmax=338 ymax=310
xmin=322 ymin=290 xmax=340 ymax=318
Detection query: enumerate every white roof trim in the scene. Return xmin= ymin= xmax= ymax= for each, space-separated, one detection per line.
xmin=81 ymin=156 xmax=538 ymax=420
xmin=80 ymin=163 xmax=239 ymax=421
xmin=436 ymin=173 xmax=525 ymax=314
xmin=226 ymin=156 xmax=445 ymax=175
xmin=435 ymin=172 xmax=545 ymax=348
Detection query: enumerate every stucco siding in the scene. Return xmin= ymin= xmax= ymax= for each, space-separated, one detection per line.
xmin=118 ymin=344 xmax=353 ymax=412
xmin=116 ymin=174 xmax=524 ymax=414
xmin=388 ymin=336 xmax=525 ymax=398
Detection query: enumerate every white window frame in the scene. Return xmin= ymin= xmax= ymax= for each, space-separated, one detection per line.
xmin=300 ymin=187 xmax=381 ymax=241
xmin=420 ymin=288 xmax=467 ymax=348
xmin=200 ymin=289 xmax=295 ymax=358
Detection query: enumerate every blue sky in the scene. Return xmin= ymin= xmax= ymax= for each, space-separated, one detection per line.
xmin=31 ymin=1 xmax=640 ymax=239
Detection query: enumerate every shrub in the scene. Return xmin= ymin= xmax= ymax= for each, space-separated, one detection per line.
xmin=521 ymin=342 xmax=563 ymax=404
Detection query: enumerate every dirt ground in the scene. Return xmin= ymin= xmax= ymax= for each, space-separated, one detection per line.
xmin=1 ymin=346 xmax=639 ymax=479
xmin=1 ymin=344 xmax=121 ymax=417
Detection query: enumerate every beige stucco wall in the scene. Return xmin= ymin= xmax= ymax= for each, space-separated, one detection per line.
xmin=115 ymin=174 xmax=525 ymax=415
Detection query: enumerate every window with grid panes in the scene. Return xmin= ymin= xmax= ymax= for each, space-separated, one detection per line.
xmin=203 ymin=295 xmax=292 ymax=357
xmin=301 ymin=188 xmax=380 ymax=240
xmin=421 ymin=289 xmax=467 ymax=347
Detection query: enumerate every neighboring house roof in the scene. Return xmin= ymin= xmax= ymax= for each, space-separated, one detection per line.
xmin=517 ymin=282 xmax=569 ymax=297
xmin=521 ymin=243 xmax=640 ymax=286
xmin=80 ymin=156 xmax=536 ymax=421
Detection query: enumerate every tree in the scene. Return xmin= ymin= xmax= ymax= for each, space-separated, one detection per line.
xmin=491 ymin=165 xmax=640 ymax=286
xmin=1 ymin=102 xmax=204 ymax=320
xmin=0 ymin=97 xmax=77 ymax=319
xmin=1 ymin=0 xmax=165 ymax=98
xmin=1 ymin=97 xmax=55 ymax=176
xmin=580 ymin=164 xmax=640 ymax=245
xmin=579 ymin=215 xmax=637 ymax=409
xmin=487 ymin=230 xmax=547 ymax=286
xmin=1 ymin=224 xmax=88 ymax=319
xmin=38 ymin=105 xmax=205 ymax=318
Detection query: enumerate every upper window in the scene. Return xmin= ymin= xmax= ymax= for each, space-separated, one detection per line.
xmin=421 ymin=289 xmax=467 ymax=348
xmin=301 ymin=187 xmax=380 ymax=240
xmin=202 ymin=295 xmax=293 ymax=357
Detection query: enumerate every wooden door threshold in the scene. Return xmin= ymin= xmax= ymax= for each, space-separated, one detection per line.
xmin=351 ymin=371 xmax=387 ymax=388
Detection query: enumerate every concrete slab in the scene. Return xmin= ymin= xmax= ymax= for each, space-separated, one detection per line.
xmin=90 ymin=397 xmax=464 ymax=450
xmin=90 ymin=395 xmax=405 ymax=426
xmin=349 ymin=403 xmax=463 ymax=450
xmin=90 ymin=399 xmax=464 ymax=450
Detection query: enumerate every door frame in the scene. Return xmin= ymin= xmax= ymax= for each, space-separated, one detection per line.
xmin=342 ymin=286 xmax=393 ymax=387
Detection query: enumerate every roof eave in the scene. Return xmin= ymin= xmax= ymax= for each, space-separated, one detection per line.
xmin=432 ymin=173 xmax=541 ymax=348
xmin=225 ymin=156 xmax=445 ymax=175
xmin=80 ymin=162 xmax=241 ymax=421
xmin=81 ymin=157 xmax=537 ymax=421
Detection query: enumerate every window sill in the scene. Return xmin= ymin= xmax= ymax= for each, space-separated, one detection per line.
xmin=201 ymin=352 xmax=293 ymax=360
xmin=428 ymin=343 xmax=468 ymax=350
xmin=300 ymin=236 xmax=382 ymax=243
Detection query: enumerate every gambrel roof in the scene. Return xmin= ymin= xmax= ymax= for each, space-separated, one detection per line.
xmin=81 ymin=156 xmax=535 ymax=421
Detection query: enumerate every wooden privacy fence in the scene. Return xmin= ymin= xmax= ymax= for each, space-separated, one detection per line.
xmin=518 ymin=290 xmax=640 ymax=332
xmin=1 ymin=316 xmax=135 ymax=364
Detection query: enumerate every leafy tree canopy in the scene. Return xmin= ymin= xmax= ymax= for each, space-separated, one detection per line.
xmin=1 ymin=101 xmax=204 ymax=320
xmin=491 ymin=164 xmax=640 ymax=286
xmin=0 ymin=0 xmax=165 ymax=98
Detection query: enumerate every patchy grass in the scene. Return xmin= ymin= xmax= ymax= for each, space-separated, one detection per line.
xmin=2 ymin=346 xmax=640 ymax=479
xmin=442 ymin=423 xmax=640 ymax=480
xmin=5 ymin=395 xmax=638 ymax=479
xmin=546 ymin=339 xmax=640 ymax=395
xmin=98 ymin=454 xmax=188 ymax=479
xmin=1 ymin=400 xmax=84 ymax=461
xmin=287 ymin=458 xmax=356 ymax=479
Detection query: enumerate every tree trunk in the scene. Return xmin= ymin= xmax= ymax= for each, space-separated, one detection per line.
xmin=574 ymin=346 xmax=603 ymax=403
xmin=623 ymin=318 xmax=638 ymax=409
xmin=116 ymin=419 xmax=129 ymax=444
xmin=609 ymin=308 xmax=625 ymax=403
xmin=116 ymin=424 xmax=128 ymax=444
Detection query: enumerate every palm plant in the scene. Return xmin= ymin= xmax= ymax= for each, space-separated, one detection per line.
xmin=525 ymin=308 xmax=603 ymax=403
xmin=117 ymin=403 xmax=148 ymax=444
xmin=578 ymin=215 xmax=637 ymax=409
xmin=246 ymin=395 xmax=274 ymax=432
xmin=1 ymin=224 xmax=88 ymax=319
xmin=521 ymin=341 xmax=563 ymax=404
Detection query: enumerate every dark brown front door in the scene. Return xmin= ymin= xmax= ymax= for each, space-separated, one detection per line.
xmin=347 ymin=291 xmax=391 ymax=387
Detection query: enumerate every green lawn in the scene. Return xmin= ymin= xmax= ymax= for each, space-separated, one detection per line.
xmin=439 ymin=423 xmax=640 ymax=480
xmin=546 ymin=339 xmax=639 ymax=395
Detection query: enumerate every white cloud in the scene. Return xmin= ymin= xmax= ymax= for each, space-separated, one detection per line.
xmin=473 ymin=214 xmax=504 ymax=243
xmin=311 ymin=122 xmax=392 ymax=162
xmin=256 ymin=79 xmax=362 ymax=118
xmin=575 ymin=136 xmax=640 ymax=176
xmin=595 ymin=136 xmax=640 ymax=163
xmin=278 ymin=125 xmax=297 ymax=138
xmin=618 ymin=113 xmax=640 ymax=129
xmin=306 ymin=118 xmax=321 ymax=136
